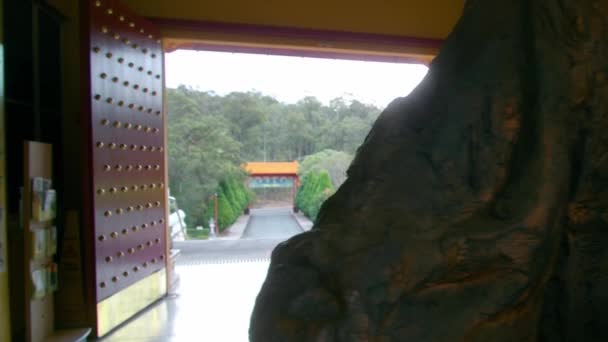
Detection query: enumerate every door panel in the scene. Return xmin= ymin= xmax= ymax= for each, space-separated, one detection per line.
xmin=87 ymin=0 xmax=166 ymax=306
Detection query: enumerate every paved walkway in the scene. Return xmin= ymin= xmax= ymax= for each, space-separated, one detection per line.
xmin=218 ymin=214 xmax=250 ymax=240
xmin=241 ymin=207 xmax=303 ymax=239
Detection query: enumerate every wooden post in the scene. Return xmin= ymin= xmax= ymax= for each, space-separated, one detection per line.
xmin=214 ymin=193 xmax=219 ymax=235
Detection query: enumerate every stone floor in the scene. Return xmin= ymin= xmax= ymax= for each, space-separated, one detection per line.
xmin=99 ymin=262 xmax=270 ymax=342
xmin=98 ymin=207 xmax=311 ymax=341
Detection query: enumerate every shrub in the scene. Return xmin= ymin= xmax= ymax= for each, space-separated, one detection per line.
xmin=296 ymin=170 xmax=334 ymax=220
xmin=204 ymin=173 xmax=252 ymax=231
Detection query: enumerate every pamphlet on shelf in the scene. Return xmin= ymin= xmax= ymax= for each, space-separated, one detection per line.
xmin=31 ymin=266 xmax=48 ymax=299
xmin=32 ymin=177 xmax=55 ymax=222
xmin=32 ymin=229 xmax=48 ymax=260
xmin=48 ymin=226 xmax=57 ymax=257
xmin=49 ymin=263 xmax=58 ymax=292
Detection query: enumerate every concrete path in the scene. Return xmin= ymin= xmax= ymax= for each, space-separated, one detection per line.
xmin=217 ymin=214 xmax=250 ymax=240
xmin=241 ymin=207 xmax=303 ymax=239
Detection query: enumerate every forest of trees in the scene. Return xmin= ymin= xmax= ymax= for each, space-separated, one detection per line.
xmin=167 ymin=86 xmax=383 ymax=228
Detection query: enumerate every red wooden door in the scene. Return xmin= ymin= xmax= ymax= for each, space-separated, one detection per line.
xmin=83 ymin=0 xmax=167 ymax=336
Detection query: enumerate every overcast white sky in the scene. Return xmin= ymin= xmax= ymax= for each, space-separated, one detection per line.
xmin=165 ymin=50 xmax=428 ymax=108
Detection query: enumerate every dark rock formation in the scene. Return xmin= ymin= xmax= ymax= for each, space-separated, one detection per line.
xmin=250 ymin=0 xmax=608 ymax=340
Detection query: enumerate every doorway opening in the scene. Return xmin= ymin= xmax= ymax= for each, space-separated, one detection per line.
xmin=100 ymin=49 xmax=427 ymax=341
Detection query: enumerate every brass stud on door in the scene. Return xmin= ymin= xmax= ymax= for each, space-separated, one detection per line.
xmin=97 ymin=188 xmax=105 ymax=195
xmin=106 ymin=8 xmax=113 ymax=15
xmin=117 ymin=251 xmax=125 ymax=258
xmin=119 ymin=15 xmax=125 ymax=22
xmin=100 ymin=282 xmax=106 ymax=288
xmin=123 ymin=271 xmax=129 ymax=277
xmin=98 ymin=235 xmax=106 ymax=241
xmin=106 ymin=97 xmax=113 ymax=104
xmin=159 ymin=255 xmax=165 ymax=261
xmin=105 ymin=256 xmax=113 ymax=263
xmin=131 ymin=226 xmax=138 ymax=232
xmin=110 ymin=232 xmax=118 ymax=238
xmin=94 ymin=94 xmax=102 ymax=101
xmin=101 ymin=119 xmax=110 ymax=125
xmin=120 ymin=143 xmax=127 ymax=150
xmin=103 ymin=165 xmax=111 ymax=172
xmin=118 ymin=57 xmax=125 ymax=64
xmin=101 ymin=26 xmax=108 ymax=34
xmin=109 ymin=142 xmax=117 ymax=149
xmin=96 ymin=142 xmax=104 ymax=148
xmin=106 ymin=52 xmax=113 ymax=59
xmin=146 ymin=241 xmax=152 ymax=247
xmin=123 ymin=81 xmax=130 ymax=87
xmin=128 ymin=248 xmax=135 ymax=254
xmin=129 ymin=22 xmax=135 ymax=28
xmin=114 ymin=165 xmax=122 ymax=171
xmin=100 ymin=73 xmax=107 ymax=79
xmin=111 ymin=276 xmax=118 ymax=283
xmin=95 ymin=0 xmax=101 ymax=7
xmin=122 ymin=228 xmax=128 ymax=235
xmin=133 ymin=266 xmax=139 ymax=272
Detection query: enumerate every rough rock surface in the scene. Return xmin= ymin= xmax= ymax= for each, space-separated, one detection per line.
xmin=250 ymin=1 xmax=608 ymax=341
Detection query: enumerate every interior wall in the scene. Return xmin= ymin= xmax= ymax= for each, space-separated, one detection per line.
xmin=0 ymin=0 xmax=11 ymax=339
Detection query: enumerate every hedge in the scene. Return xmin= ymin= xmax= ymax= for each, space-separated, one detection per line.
xmin=203 ymin=173 xmax=252 ymax=231
xmin=295 ymin=169 xmax=334 ymax=220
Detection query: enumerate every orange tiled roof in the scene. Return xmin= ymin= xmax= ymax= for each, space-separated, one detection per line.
xmin=244 ymin=161 xmax=299 ymax=175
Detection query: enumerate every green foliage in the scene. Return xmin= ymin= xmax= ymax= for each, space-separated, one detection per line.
xmin=296 ymin=170 xmax=334 ymax=220
xmin=187 ymin=228 xmax=209 ymax=240
xmin=167 ymin=86 xmax=381 ymax=226
xmin=299 ymin=149 xmax=353 ymax=188
xmin=202 ymin=174 xmax=251 ymax=231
